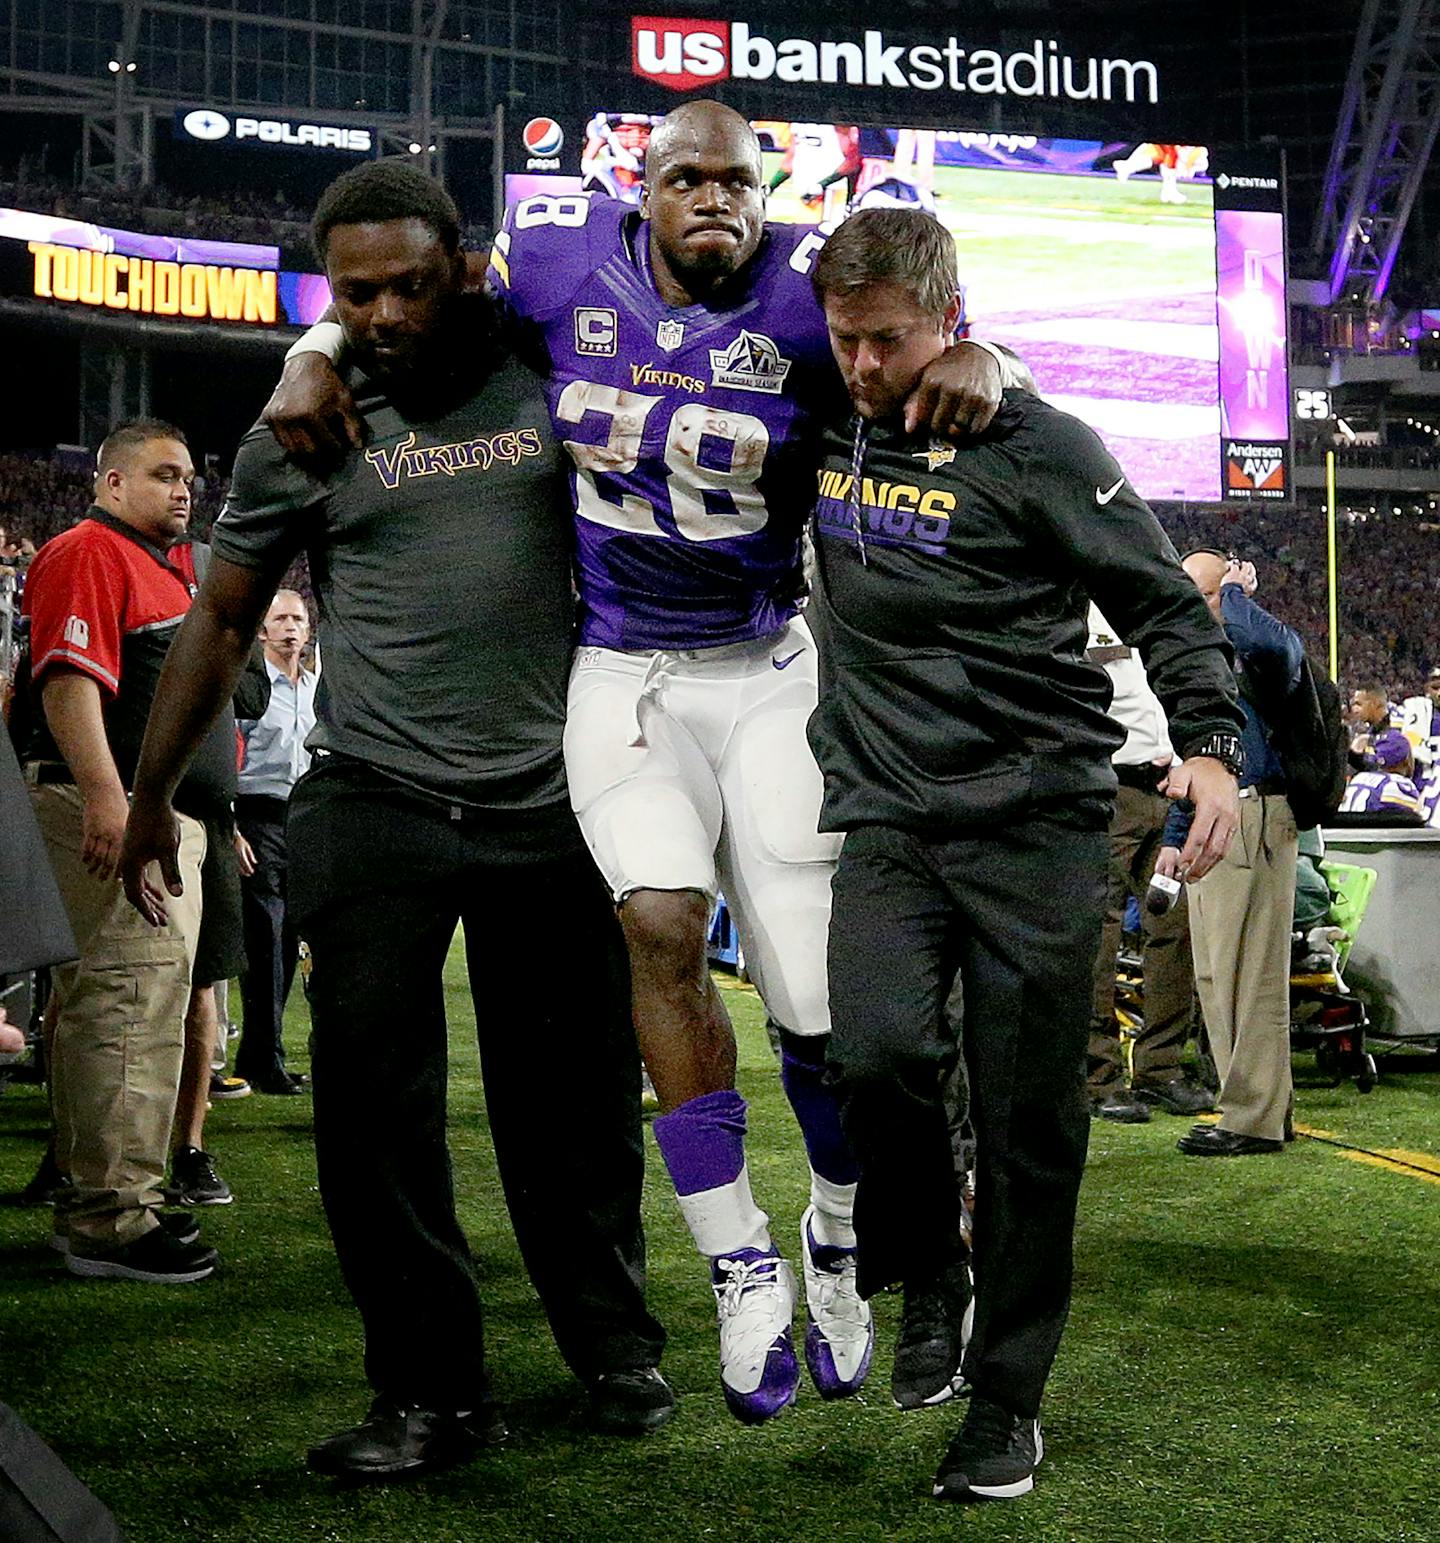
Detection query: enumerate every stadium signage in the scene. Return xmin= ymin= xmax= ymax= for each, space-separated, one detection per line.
xmin=28 ymin=242 xmax=279 ymax=324
xmin=630 ymin=17 xmax=1159 ymax=102
xmin=176 ymin=107 xmax=374 ymax=154
xmin=1224 ymin=439 xmax=1288 ymax=501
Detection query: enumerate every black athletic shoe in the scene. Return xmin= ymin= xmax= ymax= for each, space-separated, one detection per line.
xmin=52 ymin=1210 xmax=200 ymax=1255
xmin=587 ymin=1367 xmax=677 ymax=1434
xmin=892 ymin=1260 xmax=973 ymax=1410
xmin=66 ymin=1224 xmax=218 ymax=1283
xmin=933 ymin=1397 xmax=1043 ymax=1502
xmin=306 ymin=1399 xmax=508 ymax=1480
xmin=1133 ymin=1076 xmax=1215 ymax=1116
xmin=1090 ymin=1088 xmax=1151 ymax=1123
xmin=166 ymin=1147 xmax=234 ymax=1206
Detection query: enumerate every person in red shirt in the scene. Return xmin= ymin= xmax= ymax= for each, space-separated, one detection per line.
xmin=22 ymin=420 xmax=234 ymax=1283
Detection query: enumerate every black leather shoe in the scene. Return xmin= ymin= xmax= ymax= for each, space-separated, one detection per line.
xmin=1177 ymin=1125 xmax=1283 ymax=1157
xmin=587 ymin=1367 xmax=677 ymax=1434
xmin=1090 ymin=1091 xmax=1151 ymax=1124
xmin=251 ymin=1072 xmax=308 ymax=1096
xmin=306 ymin=1398 xmax=507 ymax=1479
xmin=1133 ymin=1076 xmax=1215 ymax=1116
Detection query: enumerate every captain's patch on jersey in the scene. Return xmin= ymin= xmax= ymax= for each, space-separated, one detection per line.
xmin=575 ymin=307 xmax=618 ymax=357
xmin=709 ymin=330 xmax=792 ymax=395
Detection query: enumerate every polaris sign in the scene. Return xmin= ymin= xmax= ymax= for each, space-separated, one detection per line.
xmin=176 ymin=108 xmax=374 ymax=155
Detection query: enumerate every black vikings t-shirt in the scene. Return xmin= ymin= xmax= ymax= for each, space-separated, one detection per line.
xmin=213 ymin=334 xmax=575 ymax=816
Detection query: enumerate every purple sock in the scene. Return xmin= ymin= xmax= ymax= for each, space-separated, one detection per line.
xmin=652 ymin=1089 xmax=748 ymax=1196
xmin=779 ymin=1030 xmax=860 ymax=1187
xmin=652 ymin=1091 xmax=771 ymax=1258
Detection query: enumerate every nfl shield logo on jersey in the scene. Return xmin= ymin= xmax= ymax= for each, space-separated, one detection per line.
xmin=656 ymin=318 xmax=685 ymax=352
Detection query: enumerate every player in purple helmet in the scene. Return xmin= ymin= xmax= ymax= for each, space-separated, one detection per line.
xmin=266 ymin=101 xmax=1003 ymax=1424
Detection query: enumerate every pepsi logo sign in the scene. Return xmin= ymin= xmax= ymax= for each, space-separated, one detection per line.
xmin=523 ymin=117 xmax=564 ymax=157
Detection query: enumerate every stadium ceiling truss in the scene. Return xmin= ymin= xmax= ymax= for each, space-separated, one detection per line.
xmin=0 ymin=0 xmax=567 ymax=185
xmin=1312 ymin=0 xmax=1440 ymax=305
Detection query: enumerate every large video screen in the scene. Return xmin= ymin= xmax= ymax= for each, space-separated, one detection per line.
xmin=508 ymin=113 xmax=1291 ymax=504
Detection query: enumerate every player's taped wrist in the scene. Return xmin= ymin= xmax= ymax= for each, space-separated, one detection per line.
xmin=284 ymin=321 xmax=345 ymax=365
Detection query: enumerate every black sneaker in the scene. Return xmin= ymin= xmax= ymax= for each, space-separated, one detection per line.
xmin=307 ymin=1398 xmax=508 ymax=1480
xmin=166 ymin=1147 xmax=234 ymax=1206
xmin=1133 ymin=1076 xmax=1215 ymax=1116
xmin=587 ymin=1367 xmax=677 ymax=1434
xmin=52 ymin=1210 xmax=201 ymax=1255
xmin=66 ymin=1224 xmax=218 ymax=1283
xmin=933 ymin=1396 xmax=1043 ymax=1501
xmin=892 ymin=1259 xmax=973 ymax=1410
xmin=1090 ymin=1090 xmax=1152 ymax=1124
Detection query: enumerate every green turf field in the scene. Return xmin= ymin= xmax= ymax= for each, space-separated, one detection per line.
xmin=764 ymin=155 xmax=1217 ymax=316
xmin=3 ymin=943 xmax=1439 ymax=1542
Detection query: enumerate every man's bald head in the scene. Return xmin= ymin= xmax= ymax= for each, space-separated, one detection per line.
xmin=1181 ymin=550 xmax=1229 ymax=622
xmin=644 ymin=101 xmax=762 ymax=189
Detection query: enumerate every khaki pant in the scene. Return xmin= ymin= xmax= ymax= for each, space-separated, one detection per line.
xmin=1089 ymin=782 xmax=1195 ymax=1093
xmin=1188 ymin=793 xmax=1297 ymax=1142
xmin=31 ymin=784 xmax=206 ymax=1247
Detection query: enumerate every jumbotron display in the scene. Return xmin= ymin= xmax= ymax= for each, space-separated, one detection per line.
xmin=508 ymin=113 xmax=1291 ymax=504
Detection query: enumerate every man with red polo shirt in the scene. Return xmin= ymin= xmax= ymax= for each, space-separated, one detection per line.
xmin=23 ymin=419 xmax=234 ymax=1283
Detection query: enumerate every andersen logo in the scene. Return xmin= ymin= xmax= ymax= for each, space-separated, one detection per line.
xmin=630 ymin=16 xmax=1159 ymax=102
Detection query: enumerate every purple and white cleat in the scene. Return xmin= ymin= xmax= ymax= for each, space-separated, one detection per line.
xmin=800 ymin=1204 xmax=874 ymax=1399
xmin=710 ymin=1248 xmax=800 ymax=1424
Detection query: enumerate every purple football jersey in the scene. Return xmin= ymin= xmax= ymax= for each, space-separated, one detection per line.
xmin=1338 ymin=771 xmax=1424 ymax=819
xmin=489 ymin=194 xmax=841 ymax=650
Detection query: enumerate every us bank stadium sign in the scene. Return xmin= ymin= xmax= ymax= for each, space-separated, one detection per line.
xmin=176 ymin=107 xmax=374 ymax=154
xmin=630 ymin=16 xmax=1160 ymax=103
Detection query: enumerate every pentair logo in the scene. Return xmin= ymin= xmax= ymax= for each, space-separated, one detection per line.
xmin=522 ymin=117 xmax=564 ymax=157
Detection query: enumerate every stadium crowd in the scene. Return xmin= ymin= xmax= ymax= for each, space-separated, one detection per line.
xmin=1 ymin=171 xmax=312 ymax=252
xmin=8 ymin=448 xmax=1437 ymax=702
xmin=1 ymin=170 xmax=491 ymax=266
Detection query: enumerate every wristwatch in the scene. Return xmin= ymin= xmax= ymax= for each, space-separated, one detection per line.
xmin=1182 ymin=732 xmax=1244 ymax=779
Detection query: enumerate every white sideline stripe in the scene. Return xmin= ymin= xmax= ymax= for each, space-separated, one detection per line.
xmin=1043 ymin=394 xmax=1220 ymax=440
xmin=997 ymin=317 xmax=1219 ymax=362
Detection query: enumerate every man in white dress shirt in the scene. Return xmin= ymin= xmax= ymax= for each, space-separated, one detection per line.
xmin=234 ymin=589 xmax=317 ymax=1094
xmin=1085 ymin=606 xmax=1213 ymax=1122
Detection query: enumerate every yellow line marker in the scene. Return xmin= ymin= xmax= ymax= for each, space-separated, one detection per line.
xmin=1338 ymin=1152 xmax=1440 ymax=1188
xmin=1378 ymin=1147 xmax=1440 ymax=1177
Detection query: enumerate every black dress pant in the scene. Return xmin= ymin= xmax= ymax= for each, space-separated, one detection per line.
xmin=234 ymin=794 xmax=296 ymax=1085
xmin=287 ymin=758 xmax=665 ymax=1410
xmin=827 ymin=814 xmax=1107 ymax=1420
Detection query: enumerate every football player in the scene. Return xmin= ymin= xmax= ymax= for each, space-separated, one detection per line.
xmin=264 ymin=101 xmax=1003 ymax=1425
